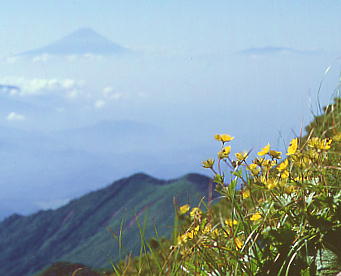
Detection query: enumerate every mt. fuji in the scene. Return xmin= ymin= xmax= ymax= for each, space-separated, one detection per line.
xmin=19 ymin=28 xmax=128 ymax=56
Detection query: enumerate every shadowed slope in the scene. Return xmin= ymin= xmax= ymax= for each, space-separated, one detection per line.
xmin=0 ymin=172 xmax=211 ymax=276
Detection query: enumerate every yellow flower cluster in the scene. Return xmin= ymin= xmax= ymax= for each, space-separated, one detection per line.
xmin=308 ymin=137 xmax=332 ymax=150
xmin=176 ymin=205 xmax=245 ymax=252
xmin=191 ymin=133 xmax=337 ymax=261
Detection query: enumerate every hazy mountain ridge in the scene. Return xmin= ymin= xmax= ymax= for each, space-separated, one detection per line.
xmin=0 ymin=120 xmax=173 ymax=218
xmin=0 ymin=172 xmax=212 ymax=276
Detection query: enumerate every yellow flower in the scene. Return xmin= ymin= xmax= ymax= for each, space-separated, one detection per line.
xmin=234 ymin=237 xmax=243 ymax=250
xmin=202 ymin=158 xmax=215 ymax=168
xmin=287 ymin=138 xmax=298 ymax=155
xmin=218 ymin=146 xmax=231 ymax=159
xmin=190 ymin=207 xmax=202 ymax=218
xmin=223 ymin=146 xmax=231 ymax=155
xmin=250 ymin=212 xmax=262 ymax=221
xmin=269 ymin=150 xmax=282 ymax=159
xmin=242 ymin=189 xmax=250 ymax=199
xmin=186 ymin=230 xmax=195 ymax=239
xmin=320 ymin=138 xmax=332 ymax=150
xmin=203 ymin=224 xmax=212 ymax=234
xmin=177 ymin=234 xmax=188 ymax=245
xmin=225 ymin=218 xmax=238 ymax=227
xmin=265 ymin=178 xmax=278 ymax=189
xmin=179 ymin=204 xmax=190 ymax=215
xmin=277 ymin=159 xmax=288 ymax=171
xmin=308 ymin=137 xmax=319 ymax=148
xmin=280 ymin=170 xmax=289 ymax=179
xmin=235 ymin=151 xmax=248 ymax=161
xmin=214 ymin=134 xmax=234 ymax=143
xmin=247 ymin=163 xmax=260 ymax=175
xmin=307 ymin=137 xmax=332 ymax=150
xmin=258 ymin=144 xmax=270 ymax=156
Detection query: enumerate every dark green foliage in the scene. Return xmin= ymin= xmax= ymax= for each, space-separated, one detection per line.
xmin=36 ymin=262 xmax=100 ymax=276
xmin=305 ymin=97 xmax=341 ymax=138
xmin=0 ymin=173 xmax=212 ymax=276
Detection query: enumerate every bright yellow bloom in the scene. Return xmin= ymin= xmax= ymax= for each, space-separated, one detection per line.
xmin=186 ymin=230 xmax=195 ymax=239
xmin=269 ymin=150 xmax=282 ymax=159
xmin=250 ymin=212 xmax=262 ymax=221
xmin=225 ymin=218 xmax=238 ymax=227
xmin=322 ymin=138 xmax=332 ymax=150
xmin=242 ymin=189 xmax=250 ymax=199
xmin=202 ymin=158 xmax=215 ymax=168
xmin=223 ymin=146 xmax=231 ymax=155
xmin=214 ymin=134 xmax=234 ymax=143
xmin=265 ymin=178 xmax=278 ymax=189
xmin=287 ymin=138 xmax=298 ymax=155
xmin=218 ymin=146 xmax=231 ymax=159
xmin=247 ymin=163 xmax=260 ymax=175
xmin=234 ymin=237 xmax=243 ymax=250
xmin=235 ymin=151 xmax=248 ymax=161
xmin=258 ymin=144 xmax=270 ymax=156
xmin=277 ymin=159 xmax=288 ymax=171
xmin=280 ymin=170 xmax=289 ymax=179
xmin=179 ymin=204 xmax=190 ymax=215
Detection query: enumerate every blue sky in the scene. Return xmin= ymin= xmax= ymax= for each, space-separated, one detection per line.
xmin=1 ymin=1 xmax=341 ymax=55
xmin=0 ymin=1 xmax=340 ymax=217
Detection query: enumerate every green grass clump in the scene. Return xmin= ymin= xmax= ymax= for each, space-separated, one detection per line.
xmin=110 ymin=96 xmax=341 ymax=275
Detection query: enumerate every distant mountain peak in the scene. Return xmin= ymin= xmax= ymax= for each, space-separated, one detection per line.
xmin=238 ymin=46 xmax=321 ymax=56
xmin=19 ymin=27 xmax=128 ymax=56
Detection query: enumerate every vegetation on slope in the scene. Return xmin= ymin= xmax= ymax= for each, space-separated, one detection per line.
xmin=111 ymin=96 xmax=340 ymax=275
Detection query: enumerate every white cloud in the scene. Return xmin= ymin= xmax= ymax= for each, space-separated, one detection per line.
xmin=1 ymin=56 xmax=21 ymax=64
xmin=93 ymin=86 xmax=124 ymax=109
xmin=32 ymin=54 xmax=51 ymax=63
xmin=66 ymin=89 xmax=81 ymax=99
xmin=6 ymin=112 xmax=26 ymax=121
xmin=94 ymin=99 xmax=106 ymax=109
xmin=102 ymin=86 xmax=123 ymax=100
xmin=0 ymin=76 xmax=84 ymax=97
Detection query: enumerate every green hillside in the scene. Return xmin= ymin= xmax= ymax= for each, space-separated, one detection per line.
xmin=0 ymin=173 xmax=212 ymax=276
xmin=109 ymin=97 xmax=341 ymax=275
